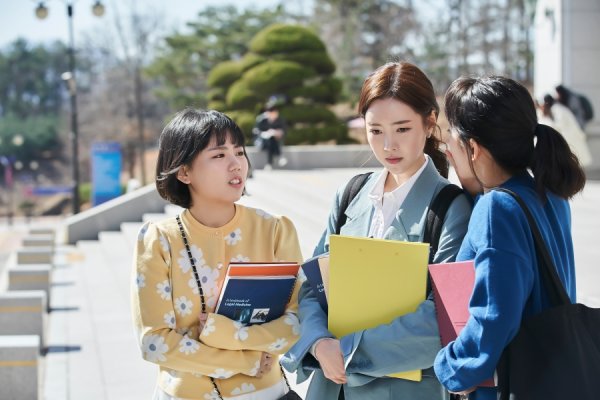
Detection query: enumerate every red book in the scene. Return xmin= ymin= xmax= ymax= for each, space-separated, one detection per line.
xmin=429 ymin=260 xmax=495 ymax=387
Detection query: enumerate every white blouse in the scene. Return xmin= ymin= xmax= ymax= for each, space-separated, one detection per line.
xmin=367 ymin=156 xmax=429 ymax=239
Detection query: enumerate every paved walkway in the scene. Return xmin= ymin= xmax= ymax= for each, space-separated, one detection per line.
xmin=24 ymin=169 xmax=600 ymax=398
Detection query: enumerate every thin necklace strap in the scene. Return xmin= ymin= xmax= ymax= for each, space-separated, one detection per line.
xmin=176 ymin=215 xmax=207 ymax=313
xmin=176 ymin=214 xmax=222 ymax=398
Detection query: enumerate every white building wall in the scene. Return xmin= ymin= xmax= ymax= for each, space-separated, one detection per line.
xmin=535 ymin=0 xmax=600 ymax=169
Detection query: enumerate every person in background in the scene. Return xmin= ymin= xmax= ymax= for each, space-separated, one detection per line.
xmin=555 ymin=84 xmax=587 ymax=129
xmin=253 ymin=97 xmax=288 ymax=170
xmin=283 ymin=61 xmax=472 ymax=400
xmin=434 ymin=76 xmax=585 ymax=399
xmin=538 ymin=94 xmax=592 ymax=166
xmin=131 ymin=109 xmax=303 ymax=400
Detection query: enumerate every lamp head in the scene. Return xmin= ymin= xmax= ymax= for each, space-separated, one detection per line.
xmin=35 ymin=3 xmax=49 ymax=20
xmin=92 ymin=1 xmax=105 ymax=17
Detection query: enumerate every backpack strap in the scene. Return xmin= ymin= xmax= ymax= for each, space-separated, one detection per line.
xmin=423 ymin=183 xmax=464 ymax=264
xmin=423 ymin=183 xmax=464 ymax=296
xmin=335 ymin=172 xmax=373 ymax=234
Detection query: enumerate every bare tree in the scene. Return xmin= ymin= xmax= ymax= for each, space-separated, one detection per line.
xmin=78 ymin=0 xmax=167 ymax=185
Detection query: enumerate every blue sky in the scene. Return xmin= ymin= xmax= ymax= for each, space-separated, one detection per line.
xmin=0 ymin=0 xmax=307 ymax=48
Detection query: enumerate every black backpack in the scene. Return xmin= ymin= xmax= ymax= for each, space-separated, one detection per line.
xmin=579 ymin=94 xmax=594 ymax=122
xmin=334 ymin=172 xmax=464 ymax=263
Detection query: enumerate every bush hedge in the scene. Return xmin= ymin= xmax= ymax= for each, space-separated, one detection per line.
xmin=208 ymin=23 xmax=350 ymax=145
xmin=207 ymin=60 xmax=243 ymax=88
xmin=243 ymin=60 xmax=315 ymax=95
xmin=226 ymin=80 xmax=261 ymax=110
xmin=250 ymin=24 xmax=325 ymax=55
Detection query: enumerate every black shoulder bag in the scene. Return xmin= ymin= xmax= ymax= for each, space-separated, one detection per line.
xmin=494 ymin=188 xmax=600 ymax=400
xmin=176 ymin=215 xmax=302 ymax=400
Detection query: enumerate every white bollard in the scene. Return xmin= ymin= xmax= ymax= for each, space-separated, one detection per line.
xmin=0 ymin=335 xmax=40 ymax=400
xmin=8 ymin=265 xmax=52 ymax=311
xmin=16 ymin=248 xmax=53 ymax=265
xmin=22 ymin=235 xmax=55 ymax=248
xmin=0 ymin=291 xmax=47 ymax=345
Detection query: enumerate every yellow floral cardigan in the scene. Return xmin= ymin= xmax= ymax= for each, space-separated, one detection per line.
xmin=131 ymin=205 xmax=303 ymax=399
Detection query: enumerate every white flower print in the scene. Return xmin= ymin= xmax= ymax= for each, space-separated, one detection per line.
xmin=268 ymin=338 xmax=289 ymax=352
xmin=230 ymin=254 xmax=250 ymax=263
xmin=156 ymin=280 xmax=172 ymax=301
xmin=142 ymin=334 xmax=169 ymax=362
xmin=249 ymin=360 xmax=261 ymax=376
xmin=137 ymin=223 xmax=149 ymax=241
xmin=178 ymin=335 xmax=200 ymax=355
xmin=201 ymin=317 xmax=216 ymax=337
xmin=231 ymin=383 xmax=256 ymax=395
xmin=211 ymin=368 xmax=235 ymax=379
xmin=163 ymin=311 xmax=176 ymax=329
xmin=177 ymin=245 xmax=205 ymax=274
xmin=233 ymin=321 xmax=249 ymax=341
xmin=136 ymin=273 xmax=146 ymax=289
xmin=174 ymin=296 xmax=193 ymax=317
xmin=284 ymin=314 xmax=300 ymax=335
xmin=187 ymin=264 xmax=220 ymax=296
xmin=224 ymin=228 xmax=242 ymax=246
xmin=159 ymin=235 xmax=170 ymax=253
xmin=204 ymin=390 xmax=221 ymax=400
xmin=255 ymin=208 xmax=273 ymax=220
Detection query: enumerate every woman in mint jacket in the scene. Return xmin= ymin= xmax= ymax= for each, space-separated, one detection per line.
xmin=282 ymin=62 xmax=472 ymax=400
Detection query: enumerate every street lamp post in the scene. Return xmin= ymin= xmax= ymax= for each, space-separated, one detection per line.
xmin=35 ymin=1 xmax=105 ymax=215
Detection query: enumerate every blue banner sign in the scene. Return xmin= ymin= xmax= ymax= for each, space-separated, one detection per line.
xmin=91 ymin=141 xmax=122 ymax=206
xmin=31 ymin=186 xmax=73 ymax=195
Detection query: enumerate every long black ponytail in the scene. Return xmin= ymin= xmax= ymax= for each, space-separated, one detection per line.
xmin=444 ymin=76 xmax=585 ymax=199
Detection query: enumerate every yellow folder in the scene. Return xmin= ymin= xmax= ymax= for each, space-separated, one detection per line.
xmin=328 ymin=235 xmax=430 ymax=381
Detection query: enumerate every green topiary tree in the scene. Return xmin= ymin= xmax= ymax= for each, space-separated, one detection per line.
xmin=207 ymin=23 xmax=351 ymax=145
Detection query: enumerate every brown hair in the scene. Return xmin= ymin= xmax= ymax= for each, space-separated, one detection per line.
xmin=358 ymin=61 xmax=448 ymax=177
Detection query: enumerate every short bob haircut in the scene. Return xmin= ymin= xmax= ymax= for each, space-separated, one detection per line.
xmin=155 ymin=109 xmax=250 ymax=208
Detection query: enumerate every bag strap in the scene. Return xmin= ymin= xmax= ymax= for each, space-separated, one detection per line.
xmin=176 ymin=214 xmax=293 ymax=399
xmin=423 ymin=184 xmax=464 ymax=295
xmin=493 ymin=188 xmax=571 ymax=306
xmin=423 ymin=184 xmax=464 ymax=264
xmin=335 ymin=172 xmax=373 ymax=234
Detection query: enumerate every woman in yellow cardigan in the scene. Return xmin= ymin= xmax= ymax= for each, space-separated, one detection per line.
xmin=131 ymin=109 xmax=303 ymax=400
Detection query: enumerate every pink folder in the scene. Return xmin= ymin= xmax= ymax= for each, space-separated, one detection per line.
xmin=429 ymin=260 xmax=495 ymax=387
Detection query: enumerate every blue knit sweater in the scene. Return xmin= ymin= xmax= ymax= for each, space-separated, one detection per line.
xmin=434 ymin=173 xmax=577 ymax=400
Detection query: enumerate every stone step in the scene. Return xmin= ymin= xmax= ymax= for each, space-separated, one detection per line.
xmin=16 ymin=247 xmax=54 ymax=265
xmin=0 ymin=291 xmax=47 ymax=345
xmin=22 ymin=235 xmax=55 ymax=248
xmin=8 ymin=264 xmax=52 ymax=311
xmin=120 ymin=221 xmax=144 ymax=248
xmin=142 ymin=213 xmax=169 ymax=223
xmin=29 ymin=228 xmax=55 ymax=236
xmin=0 ymin=335 xmax=41 ymax=400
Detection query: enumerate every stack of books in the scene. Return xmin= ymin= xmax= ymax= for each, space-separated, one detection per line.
xmin=215 ymin=262 xmax=300 ymax=325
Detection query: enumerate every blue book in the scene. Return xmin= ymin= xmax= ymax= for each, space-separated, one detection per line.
xmin=301 ymin=254 xmax=329 ymax=312
xmin=215 ymin=275 xmax=297 ymax=325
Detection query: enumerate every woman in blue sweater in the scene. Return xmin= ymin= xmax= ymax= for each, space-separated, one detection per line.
xmin=433 ymin=76 xmax=586 ymax=399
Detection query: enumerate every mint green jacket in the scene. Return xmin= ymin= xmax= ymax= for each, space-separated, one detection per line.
xmin=282 ymin=159 xmax=472 ymax=400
